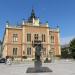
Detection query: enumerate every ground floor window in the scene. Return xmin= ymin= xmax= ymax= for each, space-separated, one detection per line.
xmin=13 ymin=48 xmax=17 ymax=55
xmin=27 ymin=47 xmax=31 ymax=55
xmin=43 ymin=48 xmax=46 ymax=56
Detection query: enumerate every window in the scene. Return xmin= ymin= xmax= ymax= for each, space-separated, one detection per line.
xmin=51 ymin=36 xmax=54 ymax=43
xmin=50 ymin=47 xmax=54 ymax=55
xmin=27 ymin=48 xmax=31 ymax=55
xmin=13 ymin=34 xmax=18 ymax=42
xmin=27 ymin=33 xmax=31 ymax=42
xmin=42 ymin=34 xmax=45 ymax=42
xmin=34 ymin=34 xmax=38 ymax=40
xmin=43 ymin=48 xmax=46 ymax=56
xmin=13 ymin=48 xmax=17 ymax=55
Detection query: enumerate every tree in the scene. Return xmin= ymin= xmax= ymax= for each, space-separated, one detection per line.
xmin=69 ymin=38 xmax=75 ymax=59
xmin=61 ymin=47 xmax=68 ymax=58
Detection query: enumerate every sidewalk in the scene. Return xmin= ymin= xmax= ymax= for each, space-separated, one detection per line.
xmin=0 ymin=59 xmax=75 ymax=75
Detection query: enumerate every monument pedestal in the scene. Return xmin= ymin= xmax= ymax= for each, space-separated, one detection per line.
xmin=26 ymin=60 xmax=52 ymax=73
xmin=26 ymin=67 xmax=52 ymax=73
xmin=34 ymin=60 xmax=42 ymax=70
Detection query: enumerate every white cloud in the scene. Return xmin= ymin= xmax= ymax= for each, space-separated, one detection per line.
xmin=61 ymin=36 xmax=75 ymax=45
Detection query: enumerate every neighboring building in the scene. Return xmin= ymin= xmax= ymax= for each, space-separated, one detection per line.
xmin=2 ymin=9 xmax=61 ymax=61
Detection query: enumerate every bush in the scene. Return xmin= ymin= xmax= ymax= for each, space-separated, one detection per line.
xmin=6 ymin=56 xmax=10 ymax=59
xmin=44 ymin=57 xmax=51 ymax=63
xmin=22 ymin=56 xmax=27 ymax=59
xmin=32 ymin=59 xmax=35 ymax=61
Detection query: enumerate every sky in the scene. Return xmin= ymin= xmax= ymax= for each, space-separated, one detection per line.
xmin=0 ymin=0 xmax=75 ymax=45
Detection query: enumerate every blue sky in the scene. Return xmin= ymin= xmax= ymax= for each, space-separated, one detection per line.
xmin=0 ymin=0 xmax=75 ymax=44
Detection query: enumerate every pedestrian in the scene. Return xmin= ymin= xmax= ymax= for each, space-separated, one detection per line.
xmin=6 ymin=58 xmax=12 ymax=65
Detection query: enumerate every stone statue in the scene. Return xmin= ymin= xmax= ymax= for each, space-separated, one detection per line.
xmin=26 ymin=40 xmax=52 ymax=73
xmin=34 ymin=41 xmax=43 ymax=70
xmin=35 ymin=41 xmax=42 ymax=60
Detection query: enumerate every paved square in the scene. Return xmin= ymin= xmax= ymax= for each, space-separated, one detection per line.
xmin=0 ymin=59 xmax=75 ymax=75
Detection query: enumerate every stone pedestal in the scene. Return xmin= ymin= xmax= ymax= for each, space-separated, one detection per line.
xmin=34 ymin=60 xmax=42 ymax=71
xmin=26 ymin=60 xmax=52 ymax=73
xmin=26 ymin=67 xmax=52 ymax=73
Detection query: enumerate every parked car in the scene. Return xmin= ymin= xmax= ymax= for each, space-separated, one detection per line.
xmin=0 ymin=58 xmax=6 ymax=63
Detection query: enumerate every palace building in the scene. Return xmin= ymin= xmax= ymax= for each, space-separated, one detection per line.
xmin=2 ymin=9 xmax=61 ymax=61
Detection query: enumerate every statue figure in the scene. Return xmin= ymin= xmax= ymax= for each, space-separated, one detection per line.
xmin=35 ymin=42 xmax=42 ymax=61
xmin=34 ymin=41 xmax=43 ymax=70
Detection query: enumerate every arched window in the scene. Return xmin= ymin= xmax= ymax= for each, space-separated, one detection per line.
xmin=13 ymin=34 xmax=18 ymax=42
xmin=42 ymin=34 xmax=45 ymax=42
xmin=27 ymin=48 xmax=31 ymax=55
xmin=51 ymin=36 xmax=54 ymax=43
xmin=13 ymin=48 xmax=17 ymax=55
xmin=27 ymin=33 xmax=31 ymax=42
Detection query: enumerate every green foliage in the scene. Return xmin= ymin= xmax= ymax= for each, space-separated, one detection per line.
xmin=22 ymin=56 xmax=27 ymax=59
xmin=61 ymin=47 xmax=68 ymax=58
xmin=69 ymin=38 xmax=75 ymax=59
xmin=70 ymin=38 xmax=75 ymax=48
xmin=44 ymin=57 xmax=51 ymax=63
xmin=61 ymin=38 xmax=75 ymax=59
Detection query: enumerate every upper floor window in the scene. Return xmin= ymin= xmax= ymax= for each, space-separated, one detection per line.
xmin=13 ymin=34 xmax=18 ymax=42
xmin=51 ymin=36 xmax=54 ymax=43
xmin=27 ymin=33 xmax=31 ymax=42
xmin=42 ymin=34 xmax=45 ymax=42
xmin=34 ymin=34 xmax=38 ymax=40
xmin=27 ymin=47 xmax=31 ymax=55
xmin=13 ymin=48 xmax=17 ymax=55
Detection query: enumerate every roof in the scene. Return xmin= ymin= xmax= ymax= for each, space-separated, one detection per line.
xmin=28 ymin=8 xmax=38 ymax=23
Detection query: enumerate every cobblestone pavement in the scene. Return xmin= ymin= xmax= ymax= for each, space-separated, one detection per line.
xmin=0 ymin=59 xmax=75 ymax=75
